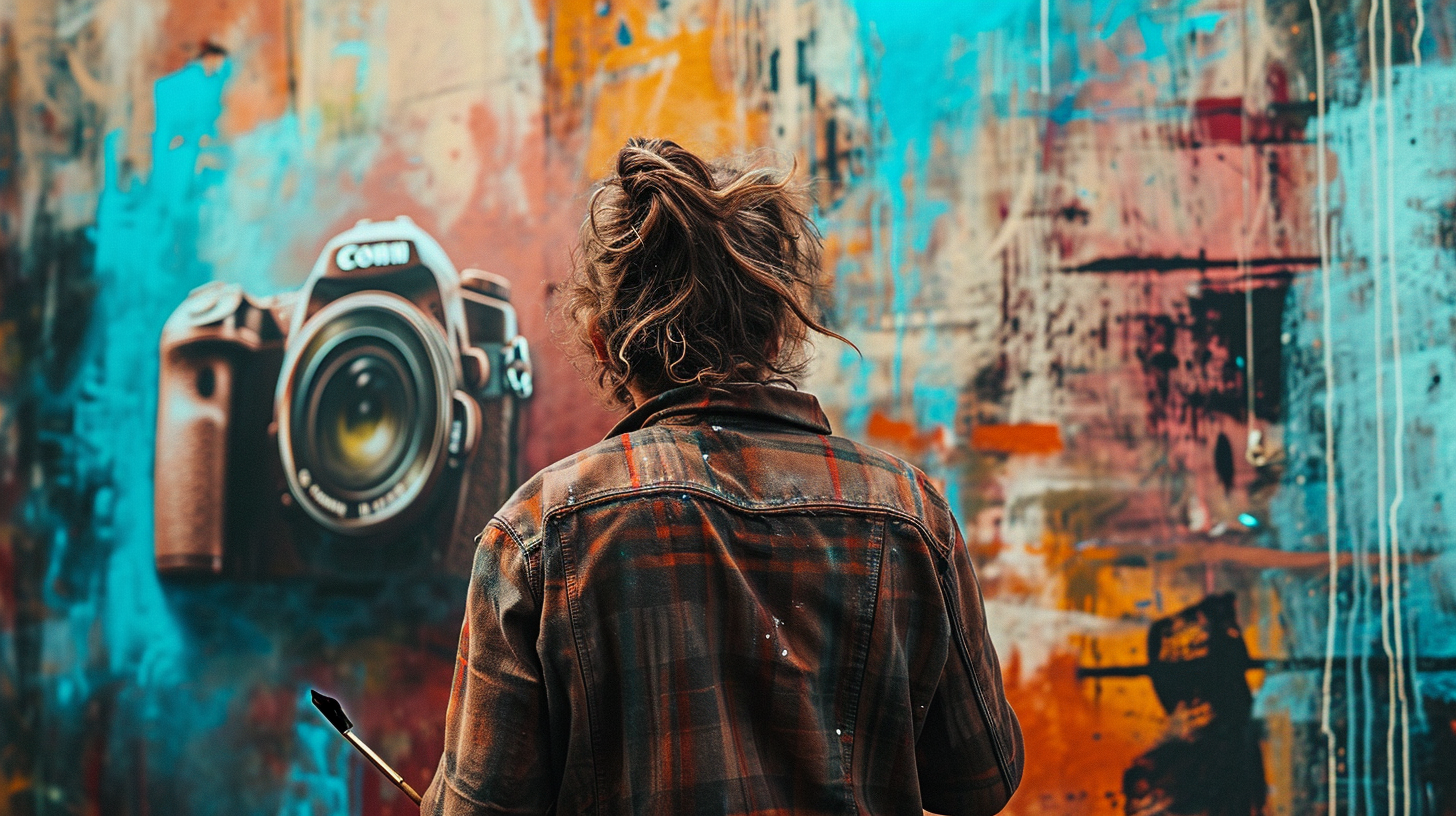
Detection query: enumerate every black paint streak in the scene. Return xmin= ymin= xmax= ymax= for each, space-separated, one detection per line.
xmin=972 ymin=354 xmax=1010 ymax=407
xmin=1134 ymin=283 xmax=1289 ymax=433
xmin=1117 ymin=594 xmax=1267 ymax=816
xmin=1214 ymin=432 xmax=1235 ymax=493
xmin=1081 ymin=595 xmax=1456 ymax=816
xmin=1062 ymin=254 xmax=1320 ymax=274
xmin=1 ymin=194 xmax=101 ymax=816
xmin=1079 ymin=654 xmax=1456 ymax=678
xmin=1425 ymin=697 xmax=1456 ymax=816
xmin=1437 ymin=199 xmax=1456 ymax=255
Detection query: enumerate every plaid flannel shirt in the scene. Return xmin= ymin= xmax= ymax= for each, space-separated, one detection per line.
xmin=421 ymin=381 xmax=1023 ymax=815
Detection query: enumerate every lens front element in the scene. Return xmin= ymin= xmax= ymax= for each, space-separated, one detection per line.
xmin=313 ymin=345 xmax=417 ymax=491
xmin=277 ymin=292 xmax=456 ymax=535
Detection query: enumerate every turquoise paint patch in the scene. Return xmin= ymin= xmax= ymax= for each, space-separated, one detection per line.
xmin=1134 ymin=14 xmax=1168 ymax=59
xmin=66 ymin=57 xmax=371 ymax=814
xmin=1265 ymin=65 xmax=1456 ymax=803
xmin=1182 ymin=12 xmax=1222 ymax=34
xmin=199 ymin=109 xmax=381 ymax=295
xmin=617 ymin=19 xmax=633 ymax=45
xmin=332 ymin=41 xmax=373 ymax=94
xmin=838 ymin=345 xmax=874 ymax=438
xmin=90 ymin=58 xmax=236 ymax=686
xmin=62 ymin=57 xmax=241 ymax=814
xmin=279 ymin=687 xmax=358 ymax=815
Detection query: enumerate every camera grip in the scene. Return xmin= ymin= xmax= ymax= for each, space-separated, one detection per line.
xmin=445 ymin=393 xmax=517 ymax=575
xmin=154 ymin=351 xmax=234 ymax=574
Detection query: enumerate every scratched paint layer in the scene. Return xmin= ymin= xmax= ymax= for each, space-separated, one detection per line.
xmin=1 ymin=0 xmax=1454 ymax=814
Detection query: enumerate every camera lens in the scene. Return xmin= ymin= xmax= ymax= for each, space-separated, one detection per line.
xmin=312 ymin=345 xmax=416 ymax=491
xmin=277 ymin=292 xmax=456 ymax=534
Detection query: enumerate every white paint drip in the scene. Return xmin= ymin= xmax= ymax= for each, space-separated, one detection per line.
xmin=1308 ymin=2 xmax=1339 ymax=812
xmin=979 ymin=129 xmax=1039 ymax=266
xmin=1365 ymin=2 xmax=1397 ymax=811
xmin=1412 ymin=0 xmax=1426 ymax=68
xmin=1380 ymin=0 xmax=1413 ymax=808
xmin=1239 ymin=0 xmax=1257 ymax=450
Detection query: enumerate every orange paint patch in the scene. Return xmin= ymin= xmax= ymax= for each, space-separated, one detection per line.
xmin=865 ymin=410 xmax=947 ymax=455
xmin=971 ymin=423 xmax=1063 ymax=455
xmin=1001 ymin=650 xmax=1163 ymax=815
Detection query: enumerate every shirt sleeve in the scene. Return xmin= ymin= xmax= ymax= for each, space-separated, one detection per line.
xmin=420 ymin=521 xmax=554 ymax=815
xmin=916 ymin=514 xmax=1025 ymax=816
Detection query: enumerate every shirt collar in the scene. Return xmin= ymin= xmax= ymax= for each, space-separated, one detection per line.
xmin=603 ymin=381 xmax=833 ymax=440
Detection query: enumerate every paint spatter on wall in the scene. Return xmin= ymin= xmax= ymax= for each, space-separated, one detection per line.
xmin=804 ymin=0 xmax=1456 ymax=813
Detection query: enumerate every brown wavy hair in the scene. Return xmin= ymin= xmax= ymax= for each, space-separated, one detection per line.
xmin=560 ymin=138 xmax=856 ymax=408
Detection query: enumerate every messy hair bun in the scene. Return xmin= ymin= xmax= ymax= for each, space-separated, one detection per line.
xmin=561 ymin=137 xmax=855 ymax=408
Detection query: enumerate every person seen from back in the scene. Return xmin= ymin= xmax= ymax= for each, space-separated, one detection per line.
xmin=420 ymin=137 xmax=1024 ymax=816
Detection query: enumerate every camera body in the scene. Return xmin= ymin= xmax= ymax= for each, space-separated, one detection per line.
xmin=154 ymin=216 xmax=533 ymax=580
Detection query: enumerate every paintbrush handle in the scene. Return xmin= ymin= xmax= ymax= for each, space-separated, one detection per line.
xmin=399 ymin=780 xmax=422 ymax=803
xmin=343 ymin=730 xmax=424 ymax=804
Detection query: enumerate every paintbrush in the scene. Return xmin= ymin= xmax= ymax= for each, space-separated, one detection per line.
xmin=310 ymin=689 xmax=422 ymax=804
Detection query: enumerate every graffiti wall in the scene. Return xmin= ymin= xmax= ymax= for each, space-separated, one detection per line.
xmin=2 ymin=0 xmax=1454 ymax=813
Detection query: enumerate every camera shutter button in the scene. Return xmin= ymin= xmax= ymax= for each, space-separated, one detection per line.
xmin=182 ymin=281 xmax=244 ymax=325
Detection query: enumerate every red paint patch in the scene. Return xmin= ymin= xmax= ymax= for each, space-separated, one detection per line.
xmin=971 ymin=423 xmax=1064 ymax=455
xmin=1194 ymin=96 xmax=1244 ymax=143
xmin=1189 ymin=95 xmax=1307 ymax=145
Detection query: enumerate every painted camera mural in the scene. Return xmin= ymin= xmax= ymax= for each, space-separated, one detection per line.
xmin=154 ymin=216 xmax=532 ymax=581
xmin=2 ymin=0 xmax=1455 ymax=814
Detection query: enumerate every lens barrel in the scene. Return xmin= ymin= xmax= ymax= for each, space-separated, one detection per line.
xmin=276 ymin=292 xmax=456 ymax=535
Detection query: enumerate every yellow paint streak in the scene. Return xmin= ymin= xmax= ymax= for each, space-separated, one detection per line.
xmin=1240 ymin=582 xmax=1287 ymax=664
xmin=1264 ymin=709 xmax=1296 ymax=816
xmin=589 ymin=30 xmax=745 ymax=172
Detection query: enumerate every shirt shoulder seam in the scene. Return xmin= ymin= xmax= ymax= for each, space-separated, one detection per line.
xmin=538 ymin=483 xmax=953 ymax=559
xmin=490 ymin=515 xmax=540 ymax=555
